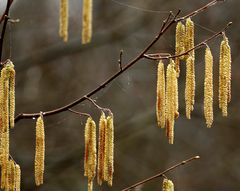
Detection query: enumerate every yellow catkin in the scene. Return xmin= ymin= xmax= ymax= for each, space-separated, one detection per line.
xmin=219 ymin=34 xmax=231 ymax=116
xmin=104 ymin=113 xmax=114 ymax=186
xmin=84 ymin=117 xmax=96 ymax=191
xmin=166 ymin=60 xmax=178 ymax=144
xmin=97 ymin=112 xmax=107 ymax=185
xmin=8 ymin=63 xmax=15 ymax=129
xmin=59 ymin=0 xmax=69 ymax=42
xmin=82 ymin=0 xmax=93 ymax=44
xmin=175 ymin=21 xmax=185 ymax=77
xmin=156 ymin=60 xmax=166 ymax=128
xmin=162 ymin=178 xmax=174 ymax=191
xmin=8 ymin=159 xmax=16 ymax=191
xmin=204 ymin=46 xmax=214 ymax=128
xmin=185 ymin=18 xmax=195 ymax=59
xmin=185 ymin=56 xmax=195 ymax=119
xmin=15 ymin=164 xmax=21 ymax=191
xmin=35 ymin=113 xmax=45 ymax=186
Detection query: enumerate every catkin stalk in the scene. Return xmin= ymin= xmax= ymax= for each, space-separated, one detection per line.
xmin=35 ymin=114 xmax=45 ymax=186
xmin=219 ymin=34 xmax=231 ymax=116
xmin=204 ymin=46 xmax=214 ymax=127
xmin=185 ymin=56 xmax=195 ymax=119
xmin=82 ymin=0 xmax=93 ymax=44
xmin=97 ymin=112 xmax=107 ymax=185
xmin=59 ymin=0 xmax=69 ymax=42
xmin=156 ymin=60 xmax=165 ymax=128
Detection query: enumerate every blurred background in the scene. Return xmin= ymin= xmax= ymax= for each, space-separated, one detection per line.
xmin=0 ymin=0 xmax=239 ymax=190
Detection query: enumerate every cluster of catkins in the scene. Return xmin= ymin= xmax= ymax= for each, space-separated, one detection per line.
xmin=162 ymin=178 xmax=174 ymax=191
xmin=156 ymin=18 xmax=232 ymax=144
xmin=0 ymin=60 xmax=21 ymax=191
xmin=59 ymin=0 xmax=92 ymax=43
xmin=84 ymin=112 xmax=114 ymax=191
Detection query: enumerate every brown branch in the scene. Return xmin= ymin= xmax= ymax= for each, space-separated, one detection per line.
xmin=0 ymin=0 xmax=14 ymax=61
xmin=68 ymin=109 xmax=91 ymax=118
xmin=14 ymin=0 xmax=223 ymax=123
xmin=121 ymin=155 xmax=200 ymax=191
xmin=144 ymin=21 xmax=232 ymax=60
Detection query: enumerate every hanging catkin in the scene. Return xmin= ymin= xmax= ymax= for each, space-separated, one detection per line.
xmin=104 ymin=113 xmax=114 ymax=186
xmin=82 ymin=0 xmax=92 ymax=44
xmin=84 ymin=117 xmax=96 ymax=191
xmin=185 ymin=56 xmax=195 ymax=119
xmin=204 ymin=46 xmax=214 ymax=128
xmin=162 ymin=178 xmax=174 ymax=191
xmin=156 ymin=60 xmax=166 ymax=128
xmin=15 ymin=164 xmax=21 ymax=191
xmin=8 ymin=159 xmax=16 ymax=191
xmin=59 ymin=0 xmax=69 ymax=42
xmin=97 ymin=112 xmax=107 ymax=185
xmin=166 ymin=60 xmax=178 ymax=144
xmin=185 ymin=18 xmax=195 ymax=59
xmin=9 ymin=63 xmax=15 ymax=129
xmin=175 ymin=21 xmax=185 ymax=77
xmin=35 ymin=113 xmax=45 ymax=186
xmin=219 ymin=34 xmax=231 ymax=116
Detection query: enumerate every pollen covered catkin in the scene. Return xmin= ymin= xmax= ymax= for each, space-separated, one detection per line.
xmin=156 ymin=60 xmax=165 ymax=128
xmin=162 ymin=178 xmax=174 ymax=191
xmin=185 ymin=56 xmax=195 ymax=119
xmin=97 ymin=112 xmax=107 ymax=185
xmin=59 ymin=0 xmax=69 ymax=42
xmin=104 ymin=113 xmax=114 ymax=186
xmin=82 ymin=0 xmax=92 ymax=44
xmin=166 ymin=60 xmax=178 ymax=144
xmin=185 ymin=18 xmax=195 ymax=59
xmin=35 ymin=114 xmax=45 ymax=186
xmin=219 ymin=34 xmax=231 ymax=116
xmin=204 ymin=46 xmax=213 ymax=128
xmin=84 ymin=117 xmax=96 ymax=191
xmin=175 ymin=21 xmax=185 ymax=77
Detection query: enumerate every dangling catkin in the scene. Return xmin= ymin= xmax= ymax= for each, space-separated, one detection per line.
xmin=166 ymin=60 xmax=178 ymax=144
xmin=185 ymin=56 xmax=195 ymax=119
xmin=59 ymin=0 xmax=69 ymax=42
xmin=104 ymin=113 xmax=114 ymax=186
xmin=185 ymin=18 xmax=195 ymax=59
xmin=84 ymin=117 xmax=96 ymax=191
xmin=8 ymin=63 xmax=15 ymax=129
xmin=156 ymin=60 xmax=165 ymax=128
xmin=97 ymin=112 xmax=107 ymax=185
xmin=204 ymin=46 xmax=214 ymax=128
xmin=35 ymin=113 xmax=45 ymax=186
xmin=175 ymin=21 xmax=185 ymax=77
xmin=8 ymin=159 xmax=16 ymax=191
xmin=162 ymin=178 xmax=174 ymax=191
xmin=219 ymin=34 xmax=231 ymax=116
xmin=82 ymin=0 xmax=92 ymax=44
xmin=15 ymin=164 xmax=21 ymax=191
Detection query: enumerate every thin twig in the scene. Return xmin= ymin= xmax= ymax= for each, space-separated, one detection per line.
xmin=68 ymin=109 xmax=91 ymax=118
xmin=121 ymin=155 xmax=200 ymax=191
xmin=0 ymin=0 xmax=14 ymax=61
xmin=118 ymin=50 xmax=123 ymax=71
xmin=84 ymin=96 xmax=111 ymax=113
xmin=14 ymin=0 xmax=223 ymax=123
xmin=144 ymin=22 xmax=232 ymax=60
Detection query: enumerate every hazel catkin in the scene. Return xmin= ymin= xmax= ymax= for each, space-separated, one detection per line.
xmin=162 ymin=178 xmax=174 ymax=191
xmin=59 ymin=0 xmax=69 ymax=42
xmin=204 ymin=46 xmax=214 ymax=128
xmin=156 ymin=60 xmax=166 ymax=128
xmin=82 ymin=0 xmax=93 ymax=44
xmin=35 ymin=113 xmax=45 ymax=186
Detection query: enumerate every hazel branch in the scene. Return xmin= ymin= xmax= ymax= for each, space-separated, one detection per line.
xmin=144 ymin=22 xmax=232 ymax=61
xmin=121 ymin=155 xmax=200 ymax=191
xmin=14 ymin=0 xmax=224 ymax=123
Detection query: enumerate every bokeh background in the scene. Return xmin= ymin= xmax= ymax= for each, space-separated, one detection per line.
xmin=0 ymin=0 xmax=239 ymax=190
